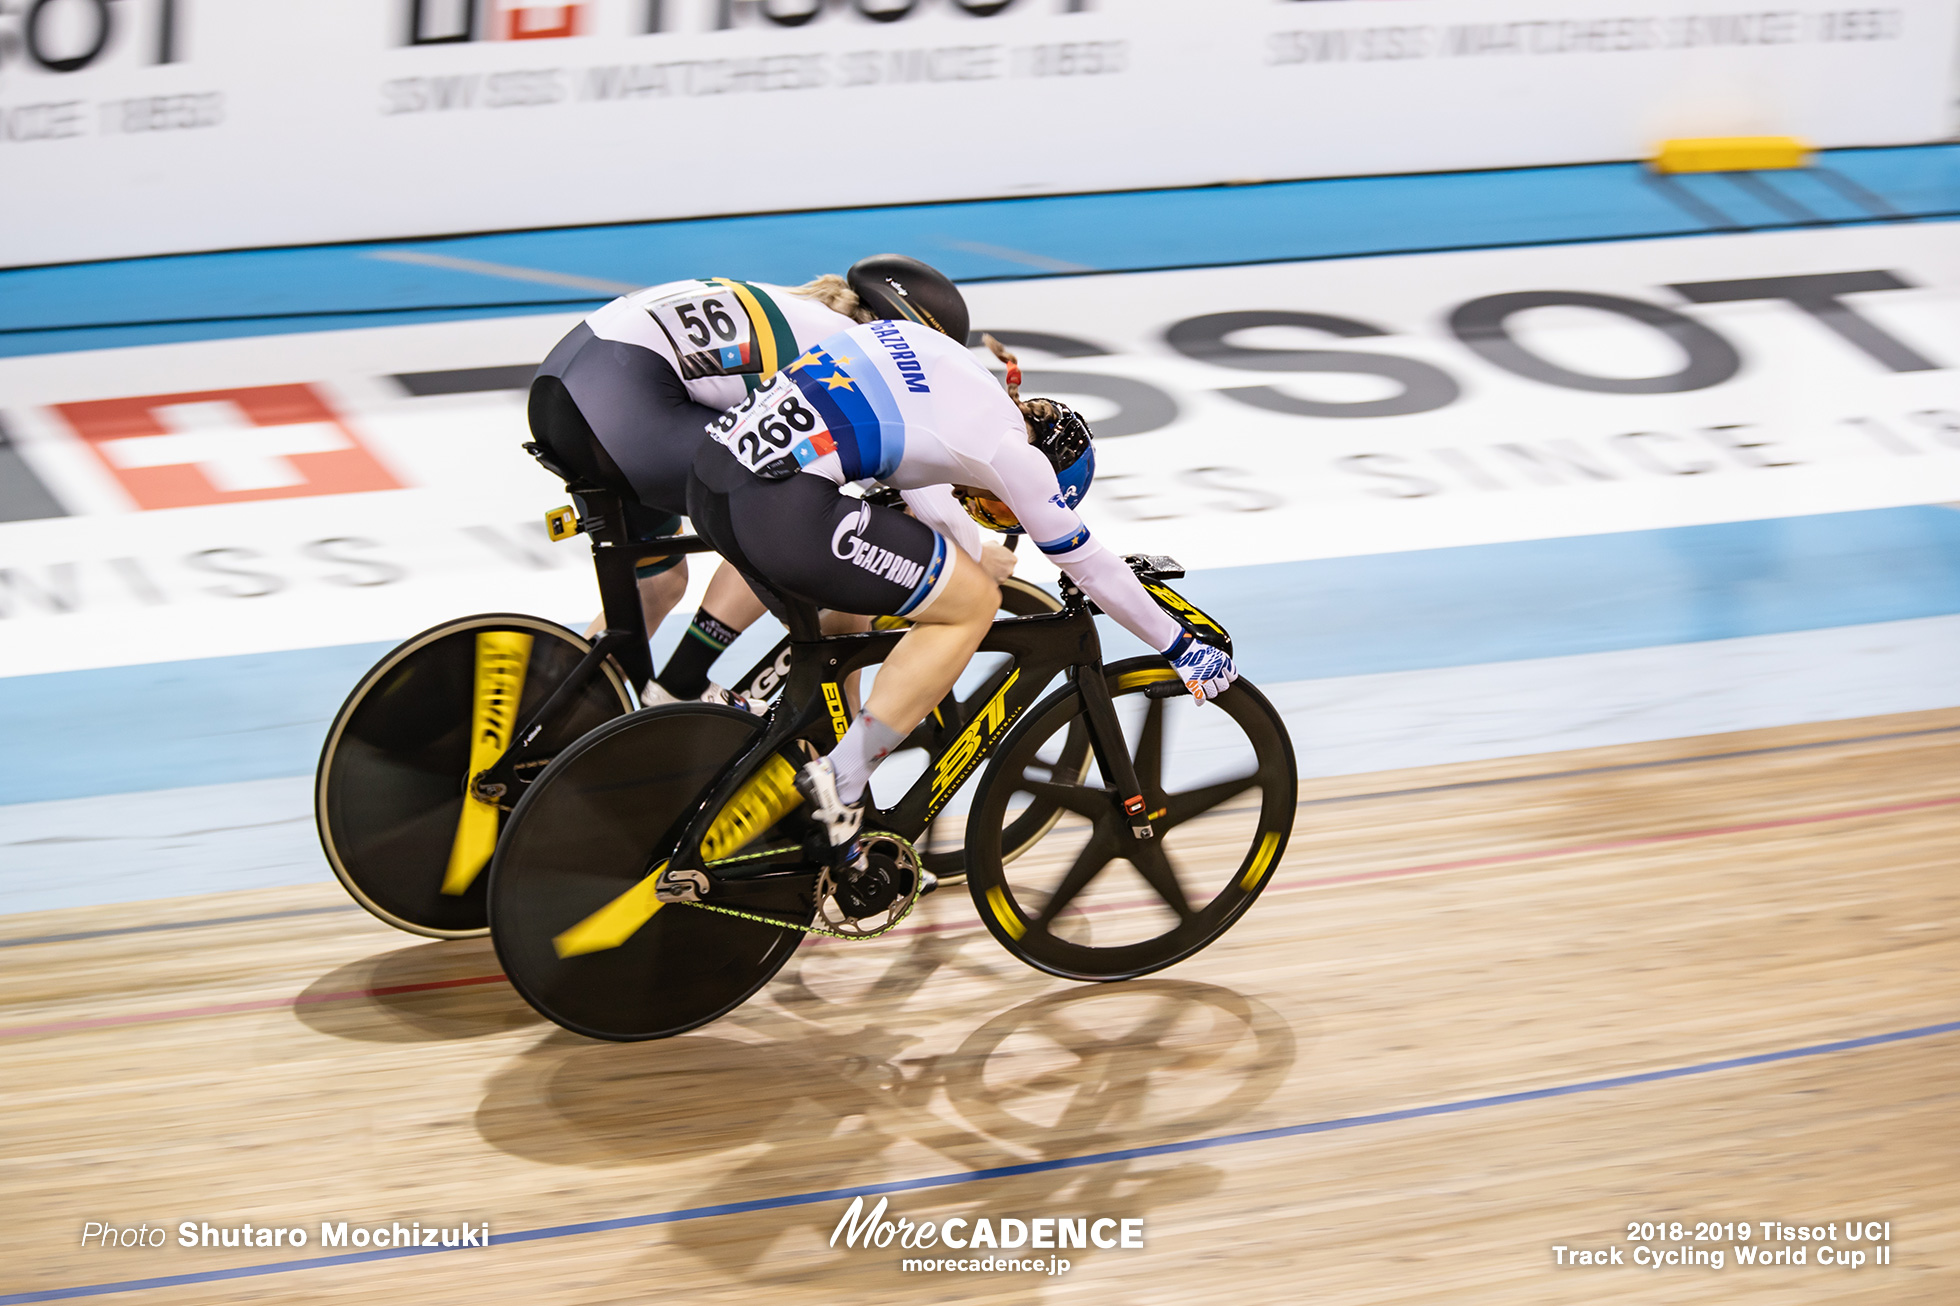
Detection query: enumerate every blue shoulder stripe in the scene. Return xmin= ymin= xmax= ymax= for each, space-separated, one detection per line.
xmin=1035 ymin=524 xmax=1091 ymax=556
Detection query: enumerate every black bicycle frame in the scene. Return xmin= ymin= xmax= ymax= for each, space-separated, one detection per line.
xmin=661 ymin=584 xmax=1166 ymax=899
xmin=472 ymin=486 xmax=716 ymax=803
xmin=472 ymin=485 xmax=1211 ymax=861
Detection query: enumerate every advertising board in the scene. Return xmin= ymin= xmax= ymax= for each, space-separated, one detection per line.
xmin=1 ymin=0 xmax=1954 ymax=265
xmin=1 ymin=221 xmax=1954 ymax=674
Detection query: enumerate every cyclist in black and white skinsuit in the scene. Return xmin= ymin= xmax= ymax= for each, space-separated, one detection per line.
xmin=527 ymin=261 xmax=932 ymax=706
xmin=686 ymin=318 xmax=1239 ymax=860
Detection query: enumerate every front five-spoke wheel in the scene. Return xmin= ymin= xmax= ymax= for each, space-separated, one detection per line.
xmin=963 ymin=657 xmax=1296 ymax=981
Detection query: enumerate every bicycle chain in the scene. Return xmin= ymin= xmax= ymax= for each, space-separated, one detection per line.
xmin=670 ymin=894 xmax=916 ymax=941
xmin=673 ymin=832 xmax=924 ymax=941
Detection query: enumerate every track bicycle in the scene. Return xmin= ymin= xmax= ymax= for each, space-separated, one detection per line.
xmin=487 ymin=553 xmax=1298 ymax=1041
xmin=314 ymin=480 xmax=1064 ymax=939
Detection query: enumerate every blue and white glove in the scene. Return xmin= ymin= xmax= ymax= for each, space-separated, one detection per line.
xmin=1162 ymin=630 xmax=1238 ymax=704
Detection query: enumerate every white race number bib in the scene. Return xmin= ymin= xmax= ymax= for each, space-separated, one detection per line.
xmin=708 ymin=373 xmax=832 ymax=479
xmin=645 ymin=285 xmax=759 ymax=380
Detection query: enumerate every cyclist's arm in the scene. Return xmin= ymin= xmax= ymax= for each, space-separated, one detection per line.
xmin=899 ymin=483 xmax=987 ymax=563
xmin=988 ymin=442 xmax=1183 ymax=652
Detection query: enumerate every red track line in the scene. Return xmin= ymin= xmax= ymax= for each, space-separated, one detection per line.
xmin=838 ymin=791 xmax=1960 ymax=942
xmin=8 ymin=793 xmax=1956 ymax=1039
xmin=1277 ymin=792 xmax=1960 ymax=891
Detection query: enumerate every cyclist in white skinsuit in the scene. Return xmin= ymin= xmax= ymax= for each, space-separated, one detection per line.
xmin=528 ymin=264 xmax=904 ymax=706
xmin=685 ymin=319 xmax=1239 ymax=859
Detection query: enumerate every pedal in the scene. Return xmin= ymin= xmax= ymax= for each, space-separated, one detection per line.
xmin=815 ymin=832 xmax=922 ymax=938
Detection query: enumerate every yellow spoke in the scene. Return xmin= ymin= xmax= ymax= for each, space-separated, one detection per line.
xmin=552 ymin=753 xmax=806 ymax=957
xmin=442 ymin=631 xmax=532 ymax=895
xmin=553 ymin=862 xmax=667 ymax=958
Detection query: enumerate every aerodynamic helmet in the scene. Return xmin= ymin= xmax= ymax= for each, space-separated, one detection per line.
xmin=957 ymin=399 xmax=1096 ymax=535
xmin=846 ymin=254 xmax=970 ymax=344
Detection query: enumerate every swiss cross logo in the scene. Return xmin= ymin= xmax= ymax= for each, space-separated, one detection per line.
xmin=407 ymin=0 xmax=584 ymax=43
xmin=55 ymin=384 xmax=401 ymax=510
xmin=500 ymin=2 xmax=581 ymax=40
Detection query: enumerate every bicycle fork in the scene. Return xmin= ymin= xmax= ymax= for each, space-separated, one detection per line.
xmin=1070 ymin=665 xmax=1157 ymax=842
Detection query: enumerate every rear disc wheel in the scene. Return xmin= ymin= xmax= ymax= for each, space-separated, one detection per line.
xmin=489 ymin=705 xmax=813 ymax=1041
xmin=315 ymin=613 xmax=632 ymax=938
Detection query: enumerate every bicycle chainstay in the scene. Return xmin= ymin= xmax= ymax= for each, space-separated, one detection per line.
xmin=675 ymin=831 xmax=924 ymax=941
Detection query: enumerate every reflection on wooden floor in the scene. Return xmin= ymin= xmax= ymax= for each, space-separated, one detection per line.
xmin=3 ymin=707 xmax=1957 ymax=1304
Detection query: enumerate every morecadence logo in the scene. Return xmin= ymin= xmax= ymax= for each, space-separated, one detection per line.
xmin=830 ymin=1195 xmax=1142 ymax=1275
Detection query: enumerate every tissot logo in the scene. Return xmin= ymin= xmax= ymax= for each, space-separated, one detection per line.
xmin=703 ymin=0 xmax=1096 ymax=29
xmin=0 ymin=0 xmax=181 ymax=78
xmin=406 ymin=0 xmax=1090 ymax=43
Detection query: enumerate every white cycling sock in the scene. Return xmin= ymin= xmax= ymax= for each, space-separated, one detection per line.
xmin=829 ymin=711 xmax=904 ymax=804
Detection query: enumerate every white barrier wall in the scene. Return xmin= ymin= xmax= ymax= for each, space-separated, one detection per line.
xmin=4 ymin=221 xmax=1956 ymax=671
xmin=1 ymin=0 xmax=1954 ymax=266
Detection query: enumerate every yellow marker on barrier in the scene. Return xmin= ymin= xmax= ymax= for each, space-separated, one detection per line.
xmin=1241 ymin=831 xmax=1281 ymax=891
xmin=1653 ymin=136 xmax=1810 ymax=174
xmin=441 ymin=631 xmax=532 ymax=895
xmin=986 ymin=886 xmax=1026 ymax=940
xmin=1115 ymin=667 xmax=1177 ymax=692
xmin=554 ymin=862 xmax=667 ymax=957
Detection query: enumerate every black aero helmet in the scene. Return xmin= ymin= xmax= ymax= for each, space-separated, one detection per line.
xmin=847 ymin=254 xmax=970 ymax=344
xmin=956 ymin=398 xmax=1096 ymax=533
xmin=1026 ymin=399 xmax=1093 ymax=481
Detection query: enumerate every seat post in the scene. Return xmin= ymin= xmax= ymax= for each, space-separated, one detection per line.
xmin=579 ymin=487 xmax=657 ymax=690
xmin=781 ymin=599 xmax=825 ymax=645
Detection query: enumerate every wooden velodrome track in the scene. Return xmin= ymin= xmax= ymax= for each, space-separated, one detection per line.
xmin=4 ymin=706 xmax=1956 ymax=1304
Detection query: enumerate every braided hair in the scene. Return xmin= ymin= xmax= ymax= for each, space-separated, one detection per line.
xmin=981 ymin=334 xmax=1061 ymax=433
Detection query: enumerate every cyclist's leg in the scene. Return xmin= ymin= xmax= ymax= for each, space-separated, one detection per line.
xmin=655 ymin=544 xmax=872 ymax=705
xmin=630 ymin=550 xmax=690 ymax=634
xmin=819 ymin=558 xmax=994 ymax=810
xmin=855 ymin=559 xmax=994 ymax=731
xmin=653 ymin=558 xmax=767 ymax=700
xmin=532 ymin=325 xmax=711 ymax=518
xmin=693 ymin=449 xmax=999 ymax=808
xmin=703 ymin=557 xmax=770 ymax=628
